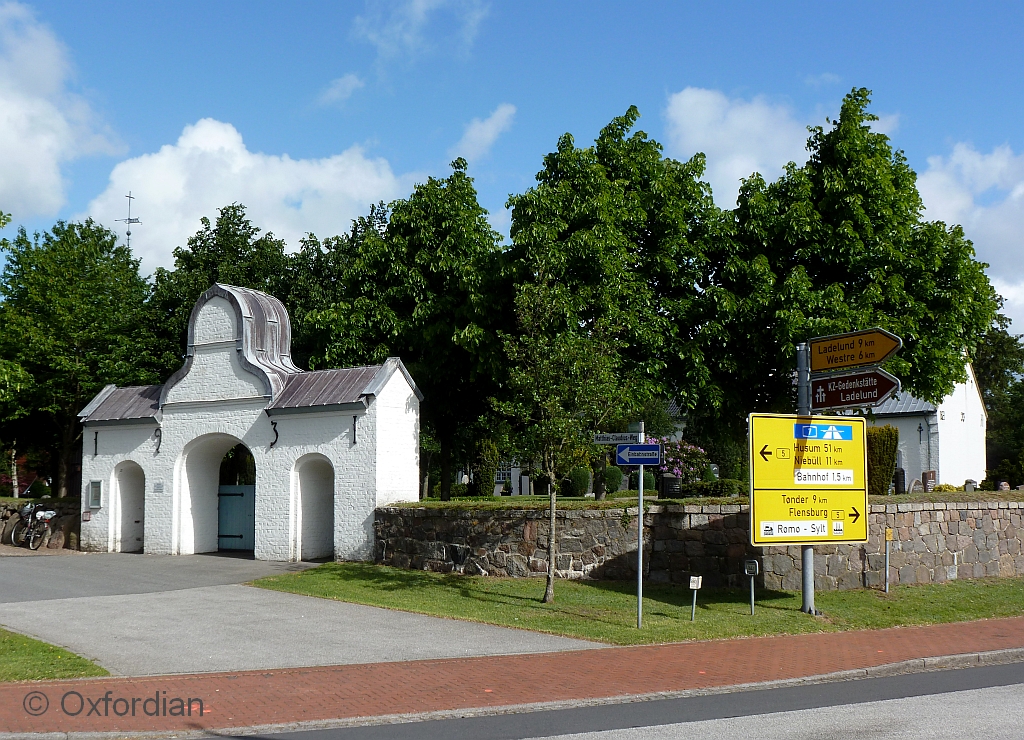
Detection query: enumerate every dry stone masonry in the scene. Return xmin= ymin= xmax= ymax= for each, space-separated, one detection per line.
xmin=376 ymin=500 xmax=1024 ymax=590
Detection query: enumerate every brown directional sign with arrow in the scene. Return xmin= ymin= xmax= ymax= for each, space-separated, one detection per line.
xmin=811 ymin=368 xmax=901 ymax=411
xmin=809 ymin=328 xmax=902 ymax=373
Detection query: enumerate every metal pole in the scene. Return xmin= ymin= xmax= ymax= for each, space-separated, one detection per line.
xmin=885 ymin=537 xmax=890 ymax=594
xmin=691 ymin=588 xmax=697 ymax=621
xmin=637 ymin=422 xmax=645 ymax=629
xmin=796 ymin=342 xmax=816 ymax=615
xmin=750 ymin=575 xmax=755 ymax=616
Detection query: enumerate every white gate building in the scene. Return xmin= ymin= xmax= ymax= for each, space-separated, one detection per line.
xmin=77 ymin=283 xmax=421 ymax=561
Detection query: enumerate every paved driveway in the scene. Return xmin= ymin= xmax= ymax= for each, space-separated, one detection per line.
xmin=0 ymin=553 xmax=598 ymax=676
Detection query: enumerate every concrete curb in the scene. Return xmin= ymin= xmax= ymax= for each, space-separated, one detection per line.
xmin=3 ymin=646 xmax=1023 ymax=740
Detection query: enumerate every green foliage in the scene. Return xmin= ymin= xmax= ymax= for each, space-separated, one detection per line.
xmin=628 ymin=470 xmax=656 ymax=490
xmin=448 ymin=482 xmax=469 ymax=498
xmin=470 ymin=439 xmax=500 ymax=496
xmin=690 ymin=88 xmax=998 ymax=456
xmin=654 ymin=437 xmax=711 ymax=484
xmin=974 ymin=312 xmax=1024 ymax=488
xmin=702 ymin=465 xmax=718 ymax=482
xmin=596 ymin=465 xmax=623 ymax=493
xmin=674 ymin=478 xmax=747 ymax=498
xmin=303 ymin=161 xmax=506 ymax=499
xmin=0 ymin=220 xmax=158 ymax=496
xmin=867 ymin=425 xmax=900 ymax=496
xmin=564 ymin=467 xmax=591 ymax=497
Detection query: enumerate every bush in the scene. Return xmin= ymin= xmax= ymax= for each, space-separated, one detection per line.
xmin=449 ymin=482 xmax=469 ymax=498
xmin=654 ymin=438 xmax=711 ymax=484
xmin=595 ymin=466 xmax=623 ymax=494
xmin=674 ymin=478 xmax=747 ymax=498
xmin=866 ymin=425 xmax=899 ymax=496
xmin=932 ymin=483 xmax=960 ymax=492
xmin=628 ymin=470 xmax=656 ymax=491
xmin=563 ymin=467 xmax=591 ymax=497
xmin=469 ymin=439 xmax=500 ymax=497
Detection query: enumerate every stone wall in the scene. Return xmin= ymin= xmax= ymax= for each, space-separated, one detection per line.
xmin=375 ymin=500 xmax=1024 ymax=590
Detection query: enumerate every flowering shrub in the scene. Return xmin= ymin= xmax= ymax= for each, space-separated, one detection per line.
xmin=656 ymin=437 xmax=711 ymax=484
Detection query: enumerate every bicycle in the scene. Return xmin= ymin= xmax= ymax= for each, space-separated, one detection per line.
xmin=10 ymin=503 xmax=57 ymax=550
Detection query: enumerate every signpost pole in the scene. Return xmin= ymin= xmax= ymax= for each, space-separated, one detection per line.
xmin=637 ymin=422 xmax=645 ymax=629
xmin=796 ymin=342 xmax=816 ymax=615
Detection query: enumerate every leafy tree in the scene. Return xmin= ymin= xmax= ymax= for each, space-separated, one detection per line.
xmin=697 ymin=88 xmax=998 ymax=450
xmin=303 ymin=160 xmax=506 ymax=498
xmin=501 ymin=116 xmax=685 ymax=600
xmin=0 ymin=219 xmax=157 ymax=497
xmin=974 ymin=311 xmax=1024 ymax=486
xmin=148 ymin=204 xmax=293 ymax=375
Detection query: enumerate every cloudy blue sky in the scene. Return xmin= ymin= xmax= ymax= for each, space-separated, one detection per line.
xmin=2 ymin=1 xmax=1023 ymax=324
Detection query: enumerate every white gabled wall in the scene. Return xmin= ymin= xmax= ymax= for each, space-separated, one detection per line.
xmin=936 ymin=365 xmax=987 ymax=486
xmin=374 ymin=369 xmax=420 ymax=508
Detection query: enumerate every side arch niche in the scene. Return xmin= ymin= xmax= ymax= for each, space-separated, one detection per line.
xmin=112 ymin=461 xmax=145 ymax=552
xmin=294 ymin=454 xmax=335 ymax=561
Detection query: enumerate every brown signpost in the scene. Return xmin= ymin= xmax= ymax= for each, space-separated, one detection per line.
xmin=809 ymin=328 xmax=902 ymax=373
xmin=810 ymin=368 xmax=901 ymax=411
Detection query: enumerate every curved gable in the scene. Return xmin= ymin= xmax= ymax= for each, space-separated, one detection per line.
xmin=160 ymin=284 xmax=301 ymax=407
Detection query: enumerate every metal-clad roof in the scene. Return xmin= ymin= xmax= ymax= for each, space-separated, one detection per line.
xmin=870 ymin=392 xmax=936 ymax=416
xmin=267 ymin=365 xmax=383 ymax=410
xmin=81 ymin=385 xmax=161 ymax=422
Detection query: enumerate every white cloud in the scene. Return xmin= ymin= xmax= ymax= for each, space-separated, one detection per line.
xmin=318 ymin=73 xmax=364 ymax=106
xmin=354 ymin=0 xmax=487 ymax=61
xmin=918 ymin=142 xmax=1024 ymax=327
xmin=663 ymin=88 xmax=809 ymax=207
xmin=805 ymin=72 xmax=840 ymax=88
xmin=84 ymin=119 xmax=417 ymax=274
xmin=449 ymin=103 xmax=515 ymax=162
xmin=0 ymin=2 xmax=117 ymax=219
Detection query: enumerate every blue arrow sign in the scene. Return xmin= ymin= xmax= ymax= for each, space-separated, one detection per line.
xmin=616 ymin=444 xmax=662 ymax=465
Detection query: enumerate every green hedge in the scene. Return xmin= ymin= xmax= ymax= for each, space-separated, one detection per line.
xmin=676 ymin=478 xmax=746 ymax=498
xmin=867 ymin=425 xmax=899 ymax=497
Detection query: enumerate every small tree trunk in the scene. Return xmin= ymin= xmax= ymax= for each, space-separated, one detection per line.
xmin=420 ymin=450 xmax=432 ymax=500
xmin=543 ymin=473 xmax=556 ymax=603
xmin=10 ymin=442 xmax=18 ymax=498
xmin=595 ymin=452 xmax=607 ymax=501
xmin=57 ymin=422 xmax=78 ymax=499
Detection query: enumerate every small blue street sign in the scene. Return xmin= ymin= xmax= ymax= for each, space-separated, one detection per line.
xmin=615 ymin=444 xmax=662 ymax=466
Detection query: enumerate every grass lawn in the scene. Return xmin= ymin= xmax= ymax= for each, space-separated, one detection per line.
xmin=0 ymin=627 xmax=107 ymax=682
xmin=252 ymin=563 xmax=1024 ymax=646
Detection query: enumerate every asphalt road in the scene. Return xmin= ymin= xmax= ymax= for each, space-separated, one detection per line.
xmin=0 ymin=552 xmax=598 ymax=675
xmin=0 ymin=551 xmax=311 ymax=603
xmin=273 ymin=662 xmax=1024 ymax=740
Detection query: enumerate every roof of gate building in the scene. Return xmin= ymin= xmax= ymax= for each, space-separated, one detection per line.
xmin=78 ymin=384 xmax=162 ymax=423
xmin=79 ymin=284 xmax=422 ymax=424
xmin=79 ymin=359 xmax=422 ymax=423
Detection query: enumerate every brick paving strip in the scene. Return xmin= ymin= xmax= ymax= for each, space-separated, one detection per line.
xmin=2 ymin=616 xmax=1024 ymax=736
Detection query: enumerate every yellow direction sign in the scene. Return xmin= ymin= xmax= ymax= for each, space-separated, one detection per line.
xmin=809 ymin=328 xmax=902 ymax=373
xmin=748 ymin=413 xmax=868 ymax=547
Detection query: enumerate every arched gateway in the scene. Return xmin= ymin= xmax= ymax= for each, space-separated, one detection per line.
xmin=77 ymin=284 xmax=421 ymax=561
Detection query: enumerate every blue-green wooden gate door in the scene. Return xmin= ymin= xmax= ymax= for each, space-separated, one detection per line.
xmin=218 ymin=485 xmax=255 ymax=550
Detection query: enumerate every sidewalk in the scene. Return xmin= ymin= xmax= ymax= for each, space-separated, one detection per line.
xmin=3 ymin=616 xmax=1024 ymax=736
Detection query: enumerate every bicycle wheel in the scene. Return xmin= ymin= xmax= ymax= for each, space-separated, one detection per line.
xmin=27 ymin=523 xmax=47 ymax=550
xmin=11 ymin=519 xmax=28 ymax=547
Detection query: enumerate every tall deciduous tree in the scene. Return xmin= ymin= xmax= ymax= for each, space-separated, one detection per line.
xmin=502 ymin=112 xmax=691 ymax=600
xmin=974 ymin=310 xmax=1024 ymax=486
xmin=303 ymin=160 xmax=506 ymax=498
xmin=0 ymin=220 xmax=157 ymax=497
xmin=692 ymin=88 xmax=998 ymax=461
